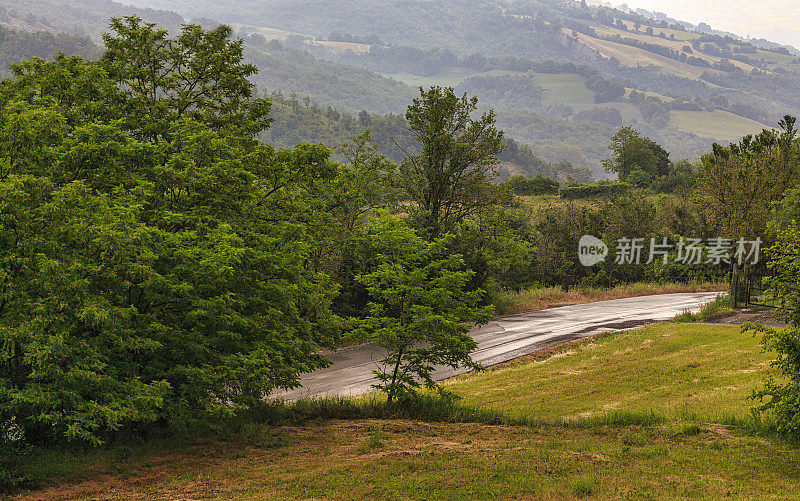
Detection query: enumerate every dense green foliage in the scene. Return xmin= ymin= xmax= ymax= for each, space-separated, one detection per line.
xmin=698 ymin=117 xmax=800 ymax=239
xmin=353 ymin=220 xmax=492 ymax=401
xmin=0 ymin=23 xmax=519 ymax=452
xmin=560 ymin=181 xmax=631 ymax=199
xmin=739 ymin=119 xmax=800 ymax=440
xmin=765 ymin=225 xmax=800 ymax=326
xmin=527 ymin=189 xmax=728 ymax=288
xmin=505 ymin=175 xmax=559 ymax=196
xmin=602 ymin=127 xmax=671 ymax=185
xmin=0 ymin=18 xmax=338 ymax=446
xmin=401 ymin=87 xmax=504 ymax=239
xmin=750 ymin=320 xmax=800 ymax=442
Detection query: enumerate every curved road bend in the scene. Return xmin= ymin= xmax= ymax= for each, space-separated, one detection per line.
xmin=273 ymin=292 xmax=721 ymax=401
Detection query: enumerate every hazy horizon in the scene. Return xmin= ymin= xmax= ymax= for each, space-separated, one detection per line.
xmin=614 ymin=0 xmax=800 ymax=49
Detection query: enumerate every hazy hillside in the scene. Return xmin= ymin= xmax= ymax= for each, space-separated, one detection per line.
xmin=0 ymin=0 xmax=183 ymax=39
xmin=0 ymin=24 xmax=100 ymax=77
xmin=6 ymin=0 xmax=800 ymax=176
xmin=245 ymin=38 xmax=416 ymax=114
xmin=108 ymin=0 xmax=798 ymax=174
xmin=265 ymin=91 xmax=592 ymax=182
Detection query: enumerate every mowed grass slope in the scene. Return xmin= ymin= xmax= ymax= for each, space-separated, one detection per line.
xmin=445 ymin=324 xmax=770 ymax=422
xmin=16 ymin=323 xmax=800 ymax=500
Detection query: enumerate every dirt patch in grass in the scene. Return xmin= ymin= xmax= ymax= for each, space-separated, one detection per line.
xmin=705 ymin=308 xmax=788 ymax=328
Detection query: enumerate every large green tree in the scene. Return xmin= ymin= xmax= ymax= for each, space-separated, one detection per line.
xmin=602 ymin=126 xmax=670 ymax=183
xmin=101 ymin=17 xmax=271 ymax=143
xmin=0 ymin=18 xmax=335 ymax=445
xmin=697 ymin=117 xmax=800 ymax=241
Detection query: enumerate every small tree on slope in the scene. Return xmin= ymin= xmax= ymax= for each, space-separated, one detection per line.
xmin=354 ymin=219 xmax=493 ymax=402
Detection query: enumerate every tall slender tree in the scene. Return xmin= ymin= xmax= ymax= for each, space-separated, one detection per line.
xmin=399 ymin=86 xmax=504 ymax=240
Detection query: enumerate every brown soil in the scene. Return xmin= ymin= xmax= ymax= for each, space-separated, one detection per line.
xmin=706 ymin=308 xmax=788 ymax=328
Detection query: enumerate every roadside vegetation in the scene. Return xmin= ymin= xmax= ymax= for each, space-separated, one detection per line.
xmin=673 ymin=293 xmax=732 ymax=322
xmin=496 ymin=281 xmax=725 ymax=315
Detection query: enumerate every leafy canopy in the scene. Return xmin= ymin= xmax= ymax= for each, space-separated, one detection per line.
xmin=0 ymin=17 xmax=335 ymax=446
xmin=602 ymin=126 xmax=670 ymax=182
xmin=353 ymin=219 xmax=493 ymax=402
xmin=400 ymin=86 xmax=504 ymax=240
xmin=697 ymin=116 xmax=800 ymax=240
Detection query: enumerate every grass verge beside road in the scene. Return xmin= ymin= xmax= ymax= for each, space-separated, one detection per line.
xmin=444 ymin=323 xmax=768 ymax=423
xmin=17 ymin=418 xmax=799 ymax=500
xmin=495 ymin=281 xmax=726 ymax=314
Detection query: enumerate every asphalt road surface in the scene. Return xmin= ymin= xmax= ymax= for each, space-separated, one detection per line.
xmin=274 ymin=292 xmax=721 ymax=401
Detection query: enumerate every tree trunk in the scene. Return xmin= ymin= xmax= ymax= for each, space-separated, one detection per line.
xmin=387 ymin=347 xmax=404 ymax=403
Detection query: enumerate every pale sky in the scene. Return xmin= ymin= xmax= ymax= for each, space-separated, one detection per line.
xmin=618 ymin=1 xmax=800 ymax=49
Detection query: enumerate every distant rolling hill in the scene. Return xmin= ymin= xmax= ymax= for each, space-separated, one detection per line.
xmin=6 ymin=0 xmax=798 ymax=176
xmin=0 ymin=24 xmax=100 ymax=78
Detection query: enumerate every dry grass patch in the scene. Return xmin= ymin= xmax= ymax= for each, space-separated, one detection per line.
xmin=498 ymin=282 xmax=726 ymax=314
xmin=16 ymin=419 xmax=800 ymax=500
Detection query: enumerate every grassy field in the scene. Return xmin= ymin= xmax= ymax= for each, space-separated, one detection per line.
xmin=18 ymin=418 xmax=800 ymax=500
xmin=669 ymin=110 xmax=770 ymax=141
xmin=570 ymin=31 xmax=711 ymax=79
xmin=615 ymin=21 xmax=701 ymax=42
xmin=590 ymin=25 xmax=757 ymax=73
xmin=312 ymin=40 xmax=372 ymax=55
xmin=384 ymin=67 xmax=482 ymax=88
xmin=386 ymin=62 xmax=764 ymax=144
xmin=229 ymin=23 xmax=295 ymax=41
xmin=529 ymin=73 xmax=593 ymax=107
xmin=445 ymin=323 xmax=764 ymax=422
xmin=524 ymin=73 xmax=641 ymax=121
xmin=755 ymin=49 xmax=800 ymax=73
xmin=13 ymin=322 xmax=800 ymax=500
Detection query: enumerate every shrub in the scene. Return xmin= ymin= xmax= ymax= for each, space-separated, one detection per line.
xmin=559 ymin=181 xmax=632 ymax=199
xmin=750 ymin=324 xmax=800 ymax=440
xmin=505 ymin=174 xmax=559 ymax=196
xmin=625 ymin=168 xmax=653 ymax=188
xmin=672 ymin=294 xmax=731 ymax=322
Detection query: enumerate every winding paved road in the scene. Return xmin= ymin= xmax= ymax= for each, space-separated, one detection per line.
xmin=274 ymin=292 xmax=721 ymax=401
